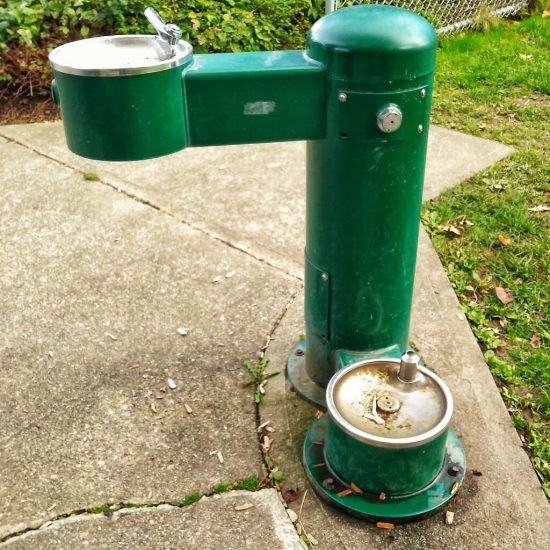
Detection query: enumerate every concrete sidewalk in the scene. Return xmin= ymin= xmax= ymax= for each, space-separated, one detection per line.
xmin=0 ymin=122 xmax=547 ymax=549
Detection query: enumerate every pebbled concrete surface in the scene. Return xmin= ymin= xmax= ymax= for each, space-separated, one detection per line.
xmin=0 ymin=136 xmax=299 ymax=539
xmin=259 ymin=229 xmax=550 ymax=549
xmin=0 ymin=120 xmax=543 ymax=550
xmin=0 ymin=122 xmax=514 ymax=277
xmin=2 ymin=490 xmax=302 ymax=549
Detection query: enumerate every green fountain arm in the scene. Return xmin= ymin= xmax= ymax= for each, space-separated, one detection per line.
xmin=183 ymin=50 xmax=327 ymax=147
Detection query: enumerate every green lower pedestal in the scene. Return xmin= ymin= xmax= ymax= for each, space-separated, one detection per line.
xmin=303 ymin=415 xmax=466 ymax=522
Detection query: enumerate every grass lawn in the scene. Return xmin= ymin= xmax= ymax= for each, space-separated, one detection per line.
xmin=425 ymin=14 xmax=549 ymax=496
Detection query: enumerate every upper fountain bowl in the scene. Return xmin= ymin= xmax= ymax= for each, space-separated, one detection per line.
xmin=49 ymin=35 xmax=193 ymax=77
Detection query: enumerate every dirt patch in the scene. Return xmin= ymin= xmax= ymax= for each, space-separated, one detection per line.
xmin=0 ymin=39 xmax=62 ymax=125
xmin=513 ymin=94 xmax=550 ymax=108
xmin=0 ymin=94 xmax=59 ymax=125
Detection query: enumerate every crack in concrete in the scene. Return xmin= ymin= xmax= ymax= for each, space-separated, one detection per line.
xmin=0 ymin=134 xmax=302 ymax=284
xmin=0 ymin=133 xmax=307 ymax=546
xmin=260 ymin=289 xmax=302 ymax=361
xmin=0 ymin=501 xmax=177 ymax=546
xmin=0 ymin=483 xmax=265 ymax=546
xmin=250 ymin=289 xmax=310 ymax=545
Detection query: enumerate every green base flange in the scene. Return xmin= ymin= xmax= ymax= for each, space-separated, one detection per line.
xmin=286 ymin=340 xmax=327 ymax=409
xmin=303 ymin=415 xmax=466 ymax=522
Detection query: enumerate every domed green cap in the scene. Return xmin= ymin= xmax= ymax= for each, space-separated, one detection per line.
xmin=307 ymin=5 xmax=436 ymax=85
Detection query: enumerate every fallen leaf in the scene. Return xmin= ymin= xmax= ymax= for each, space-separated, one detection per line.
xmin=350 ymin=482 xmax=363 ymax=495
xmin=378 ymin=492 xmax=386 ymax=501
xmin=257 ymin=420 xmax=271 ymax=432
xmin=376 ymin=522 xmax=395 ymax=530
xmin=528 ymin=205 xmax=550 ymax=212
xmin=282 ymin=488 xmax=301 ymax=504
xmin=234 ymin=503 xmax=253 ymax=511
xmin=498 ymin=234 xmax=512 ymax=246
xmin=337 ymin=488 xmax=353 ymax=497
xmin=315 ymin=410 xmax=324 ymax=419
xmin=495 ymin=286 xmax=513 ymax=304
xmin=307 ymin=534 xmax=319 ymax=546
xmin=442 ymin=224 xmax=461 ymax=235
xmin=530 ymin=335 xmax=541 ymax=349
xmin=287 ymin=509 xmax=298 ymax=522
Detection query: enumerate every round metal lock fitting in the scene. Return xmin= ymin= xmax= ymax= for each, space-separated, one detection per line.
xmin=377 ymin=105 xmax=402 ymax=133
xmin=376 ymin=394 xmax=401 ymax=413
xmin=338 ymin=92 xmax=348 ymax=102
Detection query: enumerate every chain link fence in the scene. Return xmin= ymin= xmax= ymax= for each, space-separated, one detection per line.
xmin=325 ymin=1 xmax=528 ymax=33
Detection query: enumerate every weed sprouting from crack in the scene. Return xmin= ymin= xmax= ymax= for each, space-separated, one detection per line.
xmin=242 ymin=357 xmax=279 ymax=404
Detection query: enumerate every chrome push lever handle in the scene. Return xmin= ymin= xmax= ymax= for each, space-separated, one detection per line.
xmin=144 ymin=7 xmax=182 ymax=57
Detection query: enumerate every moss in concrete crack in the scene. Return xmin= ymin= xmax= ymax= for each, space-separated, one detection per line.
xmin=89 ymin=504 xmax=111 ymax=514
xmin=1 ymin=477 xmax=266 ymax=543
xmin=180 ymin=491 xmax=202 ymax=507
xmin=212 ymin=482 xmax=232 ymax=494
xmin=212 ymin=475 xmax=262 ymax=495
xmin=235 ymin=475 xmax=261 ymax=491
xmin=120 ymin=501 xmax=154 ymax=509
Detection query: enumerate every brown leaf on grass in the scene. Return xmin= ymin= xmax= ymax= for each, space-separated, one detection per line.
xmin=530 ymin=335 xmax=542 ymax=349
xmin=495 ymin=286 xmax=513 ymax=304
xmin=442 ymin=224 xmax=461 ymax=235
xmin=498 ymin=234 xmax=512 ymax=246
xmin=528 ymin=205 xmax=550 ymax=212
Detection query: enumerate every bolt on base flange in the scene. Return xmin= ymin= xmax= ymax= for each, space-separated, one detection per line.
xmin=286 ymin=340 xmax=327 ymax=409
xmin=303 ymin=415 xmax=466 ymax=522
